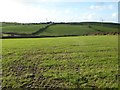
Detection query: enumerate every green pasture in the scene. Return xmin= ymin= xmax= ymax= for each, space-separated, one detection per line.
xmin=2 ymin=24 xmax=47 ymax=34
xmin=38 ymin=24 xmax=96 ymax=36
xmin=90 ymin=25 xmax=118 ymax=32
xmin=2 ymin=22 xmax=119 ymax=36
xmin=2 ymin=35 xmax=118 ymax=88
xmin=38 ymin=24 xmax=119 ymax=36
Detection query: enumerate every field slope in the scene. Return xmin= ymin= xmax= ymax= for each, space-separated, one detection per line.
xmin=38 ymin=24 xmax=96 ymax=36
xmin=2 ymin=35 xmax=118 ymax=88
xmin=38 ymin=23 xmax=119 ymax=36
xmin=2 ymin=23 xmax=47 ymax=34
xmin=2 ymin=22 xmax=119 ymax=37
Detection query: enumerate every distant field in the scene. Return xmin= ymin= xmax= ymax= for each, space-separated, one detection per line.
xmin=38 ymin=24 xmax=119 ymax=36
xmin=90 ymin=25 xmax=118 ymax=32
xmin=2 ymin=22 xmax=119 ymax=37
xmin=2 ymin=35 xmax=118 ymax=88
xmin=2 ymin=23 xmax=47 ymax=34
xmin=38 ymin=24 xmax=96 ymax=36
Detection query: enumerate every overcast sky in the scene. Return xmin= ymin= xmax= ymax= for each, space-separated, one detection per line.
xmin=0 ymin=0 xmax=119 ymax=23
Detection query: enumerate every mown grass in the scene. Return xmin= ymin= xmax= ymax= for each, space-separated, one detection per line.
xmin=2 ymin=35 xmax=118 ymax=88
xmin=2 ymin=24 xmax=47 ymax=34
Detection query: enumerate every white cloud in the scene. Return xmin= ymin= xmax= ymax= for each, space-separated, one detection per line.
xmin=0 ymin=0 xmax=118 ymax=23
xmin=108 ymin=5 xmax=114 ymax=9
xmin=37 ymin=0 xmax=119 ymax=2
xmin=110 ymin=12 xmax=118 ymax=22
xmin=90 ymin=5 xmax=114 ymax=10
xmin=64 ymin=9 xmax=71 ymax=14
xmin=0 ymin=0 xmax=54 ymax=23
xmin=90 ymin=5 xmax=101 ymax=9
xmin=76 ymin=13 xmax=92 ymax=22
xmin=81 ymin=13 xmax=97 ymax=20
xmin=112 ymin=13 xmax=117 ymax=17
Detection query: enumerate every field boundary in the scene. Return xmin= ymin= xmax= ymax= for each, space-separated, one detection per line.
xmin=31 ymin=23 xmax=54 ymax=35
xmin=2 ymin=32 xmax=119 ymax=39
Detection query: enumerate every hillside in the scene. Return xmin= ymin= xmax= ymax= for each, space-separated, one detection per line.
xmin=1 ymin=22 xmax=119 ymax=37
xmin=2 ymin=22 xmax=48 ymax=35
xmin=37 ymin=24 xmax=96 ymax=36
xmin=38 ymin=23 xmax=119 ymax=36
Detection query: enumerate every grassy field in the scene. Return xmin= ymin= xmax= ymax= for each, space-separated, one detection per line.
xmin=38 ymin=24 xmax=119 ymax=36
xmin=38 ymin=24 xmax=96 ymax=36
xmin=2 ymin=22 xmax=119 ymax=37
xmin=90 ymin=25 xmax=118 ymax=32
xmin=2 ymin=35 xmax=118 ymax=88
xmin=2 ymin=23 xmax=47 ymax=34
